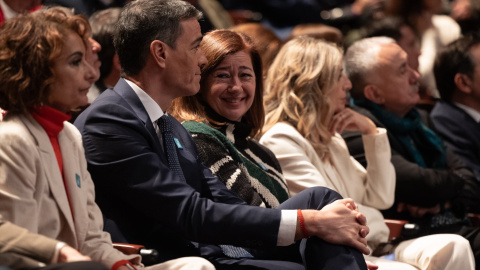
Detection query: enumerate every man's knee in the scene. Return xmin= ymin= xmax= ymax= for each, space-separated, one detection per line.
xmin=304 ymin=186 xmax=343 ymax=206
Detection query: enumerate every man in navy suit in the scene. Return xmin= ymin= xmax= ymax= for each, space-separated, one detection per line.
xmin=74 ymin=0 xmax=372 ymax=269
xmin=431 ymin=34 xmax=480 ymax=212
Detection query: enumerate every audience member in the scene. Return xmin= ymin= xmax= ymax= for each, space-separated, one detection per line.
xmin=0 ymin=0 xmax=41 ymax=25
xmin=450 ymin=0 xmax=480 ymax=35
xmin=196 ymin=0 xmax=234 ymax=31
xmin=74 ymin=0 xmax=373 ymax=269
xmin=365 ymin=16 xmax=421 ymax=72
xmin=286 ymin=23 xmax=343 ymax=46
xmin=0 ymin=8 xmax=214 ymax=270
xmin=219 ymin=0 xmax=385 ymax=39
xmin=88 ymin=7 xmax=121 ymax=102
xmin=431 ymin=34 xmax=480 ymax=191
xmin=261 ymin=35 xmax=475 ymax=270
xmin=42 ymin=0 xmax=127 ymax=17
xmin=343 ymin=36 xmax=480 ymax=264
xmin=44 ymin=6 xmax=102 ymax=123
xmin=363 ymin=16 xmax=437 ymax=110
xmin=169 ymin=29 xmax=289 ymax=208
xmin=180 ymin=0 xmax=234 ymax=34
xmin=230 ymin=23 xmax=282 ymax=78
xmin=386 ymin=0 xmax=461 ymax=98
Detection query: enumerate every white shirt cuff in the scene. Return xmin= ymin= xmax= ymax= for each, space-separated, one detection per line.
xmin=277 ymin=210 xmax=297 ymax=246
xmin=51 ymin=242 xmax=67 ymax=264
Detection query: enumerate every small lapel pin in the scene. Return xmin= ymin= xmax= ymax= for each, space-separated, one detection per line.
xmin=174 ymin=138 xmax=183 ymax=149
xmin=75 ymin=174 xmax=81 ymax=188
xmin=257 ymin=162 xmax=267 ymax=171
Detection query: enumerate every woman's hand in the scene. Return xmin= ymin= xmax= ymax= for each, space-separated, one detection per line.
xmin=58 ymin=245 xmax=91 ymax=262
xmin=329 ymin=108 xmax=377 ymax=135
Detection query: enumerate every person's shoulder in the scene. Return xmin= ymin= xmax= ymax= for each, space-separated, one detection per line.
xmin=0 ymin=115 xmax=35 ymax=148
xmin=431 ymin=14 xmax=461 ymax=43
xmin=0 ymin=114 xmax=29 ymax=135
xmin=75 ymin=88 xmax=133 ymax=126
xmin=63 ymin=121 xmax=83 ymax=142
xmin=182 ymin=120 xmax=224 ymax=136
xmin=264 ymin=122 xmax=296 ymax=134
xmin=432 ymin=14 xmax=460 ymax=28
xmin=182 ymin=120 xmax=209 ymax=131
xmin=431 ymin=101 xmax=455 ymax=117
xmin=261 ymin=122 xmax=303 ymax=143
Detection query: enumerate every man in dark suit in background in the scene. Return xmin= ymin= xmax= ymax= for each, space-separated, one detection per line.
xmin=431 ymin=34 xmax=480 ymax=195
xmin=74 ymin=0 xmax=373 ymax=269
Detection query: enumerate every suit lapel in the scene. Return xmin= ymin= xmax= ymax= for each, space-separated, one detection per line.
xmin=58 ymin=129 xmax=86 ymax=247
xmin=20 ymin=115 xmax=77 ymax=243
xmin=114 ymin=78 xmax=164 ymax=156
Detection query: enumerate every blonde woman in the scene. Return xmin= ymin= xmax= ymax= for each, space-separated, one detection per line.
xmin=260 ymin=36 xmax=475 ymax=270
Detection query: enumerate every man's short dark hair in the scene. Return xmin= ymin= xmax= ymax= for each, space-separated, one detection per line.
xmin=364 ymin=16 xmax=407 ymax=42
xmin=434 ymin=34 xmax=480 ymax=102
xmin=114 ymin=0 xmax=202 ymax=76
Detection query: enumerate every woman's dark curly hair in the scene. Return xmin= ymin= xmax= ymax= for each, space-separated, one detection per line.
xmin=0 ymin=8 xmax=90 ymax=114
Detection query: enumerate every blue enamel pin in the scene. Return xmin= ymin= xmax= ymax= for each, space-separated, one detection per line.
xmin=75 ymin=173 xmax=81 ymax=188
xmin=174 ymin=138 xmax=183 ymax=149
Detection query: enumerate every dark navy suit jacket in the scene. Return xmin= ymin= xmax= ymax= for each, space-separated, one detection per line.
xmin=74 ymin=79 xmax=282 ymax=262
xmin=431 ymin=101 xmax=480 ymax=183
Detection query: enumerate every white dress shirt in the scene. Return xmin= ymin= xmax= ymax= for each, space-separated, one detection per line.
xmin=455 ymin=102 xmax=480 ymax=123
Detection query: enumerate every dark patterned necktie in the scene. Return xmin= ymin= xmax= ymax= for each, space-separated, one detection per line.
xmin=158 ymin=115 xmax=186 ymax=182
xmin=158 ymin=115 xmax=252 ymax=258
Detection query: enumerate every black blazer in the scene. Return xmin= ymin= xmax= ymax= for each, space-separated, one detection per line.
xmin=74 ymin=79 xmax=282 ymax=262
xmin=342 ymin=105 xmax=477 ymax=214
xmin=431 ymin=101 xmax=480 ymax=183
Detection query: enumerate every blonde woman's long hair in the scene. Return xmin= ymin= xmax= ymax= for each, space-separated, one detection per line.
xmin=263 ymin=36 xmax=343 ymax=159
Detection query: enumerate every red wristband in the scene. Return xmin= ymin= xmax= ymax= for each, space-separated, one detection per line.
xmin=111 ymin=260 xmax=136 ymax=270
xmin=297 ymin=209 xmax=309 ymax=238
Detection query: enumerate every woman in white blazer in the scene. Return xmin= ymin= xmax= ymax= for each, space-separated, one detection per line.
xmin=0 ymin=9 xmax=213 ymax=270
xmin=260 ymin=36 xmax=475 ymax=270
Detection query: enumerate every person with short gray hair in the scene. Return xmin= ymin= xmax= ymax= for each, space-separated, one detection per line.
xmin=343 ymin=36 xmax=480 ymax=265
xmin=344 ymin=36 xmax=396 ymax=100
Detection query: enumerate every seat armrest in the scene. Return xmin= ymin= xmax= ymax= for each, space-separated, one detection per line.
xmin=468 ymin=213 xmax=480 ymax=227
xmin=113 ymin=243 xmax=159 ymax=266
xmin=384 ymin=219 xmax=409 ymax=240
xmin=113 ymin=243 xmax=145 ymax=255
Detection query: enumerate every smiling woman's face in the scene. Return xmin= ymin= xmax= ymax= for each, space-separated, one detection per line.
xmin=47 ymin=31 xmax=96 ymax=113
xmin=202 ymin=50 xmax=256 ymax=122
